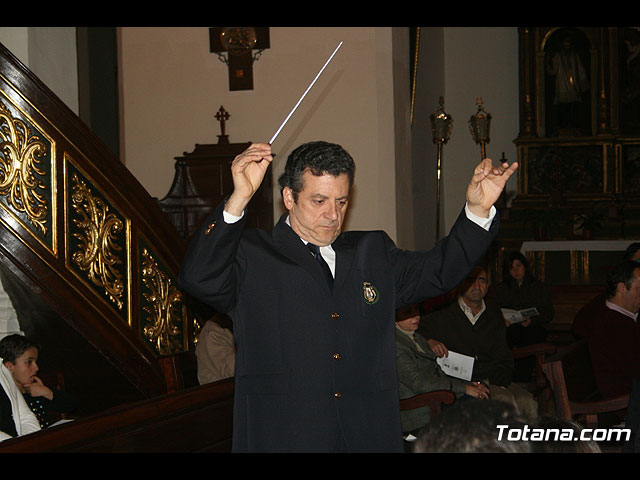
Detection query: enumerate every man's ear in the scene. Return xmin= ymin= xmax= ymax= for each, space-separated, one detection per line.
xmin=3 ymin=361 xmax=13 ymax=371
xmin=283 ymin=187 xmax=294 ymax=210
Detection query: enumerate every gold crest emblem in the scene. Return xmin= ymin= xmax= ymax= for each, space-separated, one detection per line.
xmin=363 ymin=282 xmax=379 ymax=305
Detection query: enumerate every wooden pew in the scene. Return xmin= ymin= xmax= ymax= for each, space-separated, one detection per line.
xmin=0 ymin=378 xmax=234 ymax=453
xmin=399 ymin=390 xmax=456 ymax=420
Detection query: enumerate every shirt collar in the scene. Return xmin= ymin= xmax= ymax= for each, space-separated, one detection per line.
xmin=458 ymin=297 xmax=486 ymax=325
xmin=395 ymin=323 xmax=415 ymax=337
xmin=285 ymin=216 xmax=335 ymax=252
xmin=605 ymin=300 xmax=638 ymax=322
xmin=395 ymin=324 xmax=424 ymax=352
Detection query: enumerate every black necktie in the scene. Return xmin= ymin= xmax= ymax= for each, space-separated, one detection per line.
xmin=307 ymin=243 xmax=334 ymax=289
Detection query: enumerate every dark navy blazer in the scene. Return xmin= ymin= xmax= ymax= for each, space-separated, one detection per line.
xmin=179 ymin=201 xmax=499 ymax=452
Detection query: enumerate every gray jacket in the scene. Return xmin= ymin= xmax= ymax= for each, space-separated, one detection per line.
xmin=395 ymin=327 xmax=468 ymax=433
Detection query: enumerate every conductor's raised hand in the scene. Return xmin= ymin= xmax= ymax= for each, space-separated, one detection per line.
xmin=466 ymin=158 xmax=518 ymax=218
xmin=225 ymin=143 xmax=273 ymax=216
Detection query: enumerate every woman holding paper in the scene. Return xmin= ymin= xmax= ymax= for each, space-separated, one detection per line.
xmin=492 ymin=251 xmax=554 ymax=350
xmin=491 ymin=252 xmax=554 ymax=383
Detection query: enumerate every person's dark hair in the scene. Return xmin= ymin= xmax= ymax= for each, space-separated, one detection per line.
xmin=277 ymin=141 xmax=355 ymax=201
xmin=605 ymin=260 xmax=640 ymax=299
xmin=502 ymin=251 xmax=531 ymax=283
xmin=395 ymin=304 xmax=422 ymax=322
xmin=623 ymin=242 xmax=640 ymax=261
xmin=412 ymin=399 xmax=531 ymax=453
xmin=0 ymin=334 xmax=39 ymax=364
xmin=455 ymin=263 xmax=490 ymax=297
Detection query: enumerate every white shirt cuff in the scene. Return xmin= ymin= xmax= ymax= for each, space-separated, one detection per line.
xmin=464 ymin=204 xmax=496 ymax=231
xmin=223 ymin=209 xmax=244 ymax=224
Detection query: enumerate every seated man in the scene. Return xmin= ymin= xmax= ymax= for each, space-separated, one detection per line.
xmin=572 ymin=242 xmax=640 ymax=338
xmin=572 ymin=260 xmax=640 ymax=400
xmin=195 ymin=313 xmax=236 ymax=384
xmin=419 ymin=265 xmax=538 ymax=420
xmin=395 ymin=304 xmax=489 ymax=434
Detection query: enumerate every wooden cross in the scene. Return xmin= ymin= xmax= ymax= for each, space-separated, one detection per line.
xmin=215 ymin=106 xmax=230 ymax=144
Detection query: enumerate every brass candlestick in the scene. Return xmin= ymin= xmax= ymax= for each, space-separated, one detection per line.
xmin=430 ymin=97 xmax=453 ymax=242
xmin=468 ymin=97 xmax=491 ymax=160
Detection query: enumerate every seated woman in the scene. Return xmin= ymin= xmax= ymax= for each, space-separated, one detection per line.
xmin=491 ymin=251 xmax=554 ymax=382
xmin=395 ymin=304 xmax=488 ymax=435
xmin=0 ymin=334 xmax=76 ymax=429
xmin=492 ymin=251 xmax=554 ymax=348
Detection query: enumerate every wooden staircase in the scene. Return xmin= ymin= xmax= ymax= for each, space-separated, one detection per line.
xmin=0 ymin=42 xmax=233 ymax=451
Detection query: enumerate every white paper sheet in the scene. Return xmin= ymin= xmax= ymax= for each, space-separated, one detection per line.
xmin=436 ymin=350 xmax=475 ymax=381
xmin=500 ymin=307 xmax=539 ymax=324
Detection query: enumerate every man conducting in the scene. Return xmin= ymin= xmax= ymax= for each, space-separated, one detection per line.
xmin=179 ymin=141 xmax=517 ymax=452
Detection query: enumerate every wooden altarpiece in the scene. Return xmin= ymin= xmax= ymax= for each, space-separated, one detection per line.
xmin=494 ymin=27 xmax=640 ymax=287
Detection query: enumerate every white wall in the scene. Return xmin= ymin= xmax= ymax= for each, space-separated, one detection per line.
xmin=0 ymin=27 xmax=79 ymax=115
xmin=0 ymin=26 xmax=520 ymax=245
xmin=441 ymin=27 xmax=519 ymax=232
xmin=119 ymin=27 xmax=401 ymax=237
xmin=411 ymin=27 xmax=445 ymax=249
xmin=0 ymin=27 xmax=28 ymax=64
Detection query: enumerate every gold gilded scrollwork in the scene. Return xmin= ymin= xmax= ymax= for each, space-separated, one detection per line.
xmin=70 ymin=173 xmax=125 ymax=310
xmin=0 ymin=101 xmax=49 ymax=235
xmin=193 ymin=317 xmax=202 ymax=347
xmin=141 ymin=248 xmax=182 ymax=355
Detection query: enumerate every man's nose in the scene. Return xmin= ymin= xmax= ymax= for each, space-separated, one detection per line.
xmin=324 ymin=203 xmax=338 ymax=220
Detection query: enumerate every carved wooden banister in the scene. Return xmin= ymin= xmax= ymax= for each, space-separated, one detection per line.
xmin=0 ymin=42 xmax=193 ymax=411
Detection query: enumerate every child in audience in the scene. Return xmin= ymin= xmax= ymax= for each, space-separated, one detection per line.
xmin=0 ymin=334 xmax=75 ymax=428
xmin=0 ymin=353 xmax=40 ymax=441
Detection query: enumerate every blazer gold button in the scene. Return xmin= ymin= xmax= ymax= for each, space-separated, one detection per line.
xmin=333 ymin=353 xmax=342 ymax=360
xmin=334 ymin=392 xmax=342 ymax=399
xmin=331 ymin=312 xmax=340 ymax=319
xmin=204 ymin=221 xmax=216 ymax=235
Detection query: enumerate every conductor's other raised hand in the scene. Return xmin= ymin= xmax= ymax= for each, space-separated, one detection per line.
xmin=466 ymin=158 xmax=518 ymax=219
xmin=225 ymin=143 xmax=273 ymax=216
